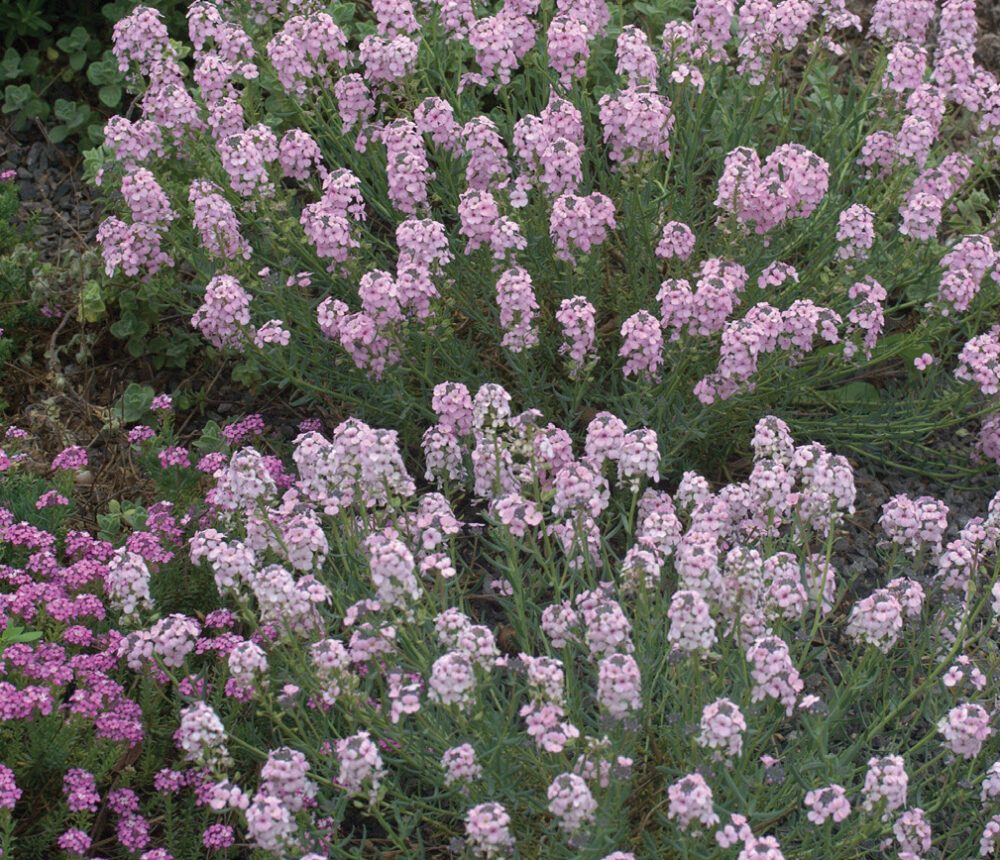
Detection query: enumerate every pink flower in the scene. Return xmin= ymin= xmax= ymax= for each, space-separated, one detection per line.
xmin=982 ymin=815 xmax=1000 ymax=856
xmin=63 ymin=768 xmax=100 ymax=813
xmin=667 ymin=772 xmax=720 ymax=831
xmin=547 ymin=773 xmax=597 ymax=834
xmin=335 ymin=731 xmax=386 ymax=805
xmin=556 ymin=296 xmax=596 ymax=376
xmin=0 ymin=764 xmax=22 ymax=809
xmin=804 ymin=784 xmax=851 ymax=825
xmin=862 ymin=755 xmax=908 ymax=819
xmin=619 ymin=310 xmax=663 ymax=382
xmin=939 ymin=703 xmax=992 ymax=759
xmin=656 ymin=221 xmax=696 ymax=260
xmin=58 ymin=829 xmax=92 ymax=856
xmin=597 ymin=653 xmax=642 ymax=719
xmin=441 ymin=744 xmax=482 ymax=786
xmin=846 ymin=589 xmax=904 ymax=653
xmin=668 ymin=589 xmax=717 ymax=654
xmin=465 ymin=802 xmax=515 ymax=858
xmin=697 ymin=698 xmax=746 ymax=759
xmin=495 ymin=267 xmax=539 ymax=352
xmin=158 ymin=446 xmax=191 ymax=469
xmin=51 ymin=445 xmax=88 ymax=471
xmin=894 ymin=807 xmax=932 ymax=854
xmin=598 ymin=86 xmax=673 ymax=165
xmin=550 ymin=192 xmax=616 ymax=261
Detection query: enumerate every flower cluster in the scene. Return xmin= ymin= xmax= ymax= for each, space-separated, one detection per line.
xmin=35 ymin=2 xmax=1000 ymax=858
xmin=803 ymin=784 xmax=851 ymax=825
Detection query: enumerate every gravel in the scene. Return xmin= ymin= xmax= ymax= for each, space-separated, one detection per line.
xmin=1 ymin=121 xmax=104 ymax=259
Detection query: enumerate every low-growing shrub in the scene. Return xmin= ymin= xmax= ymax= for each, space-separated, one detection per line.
xmin=88 ymin=0 xmax=1000 ymax=478
xmin=8 ymin=0 xmax=1000 ymax=856
xmin=2 ymin=402 xmax=1000 ymax=858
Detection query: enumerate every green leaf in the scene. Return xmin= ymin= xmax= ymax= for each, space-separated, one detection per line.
xmin=120 ymin=501 xmax=147 ymax=529
xmin=0 ymin=49 xmax=22 ymax=80
xmin=123 ymin=313 xmax=148 ymax=338
xmin=87 ymin=53 xmax=120 ymax=87
xmin=0 ymin=625 xmax=42 ymax=644
xmin=169 ymin=38 xmax=191 ymax=62
xmin=880 ymin=332 xmax=934 ymax=366
xmin=114 ymin=382 xmax=156 ymax=424
xmin=53 ymin=98 xmax=78 ymax=121
xmin=231 ymin=361 xmax=263 ymax=387
xmin=263 ymin=92 xmax=297 ymax=118
xmin=96 ymin=513 xmax=118 ymax=535
xmin=953 ymin=194 xmax=986 ymax=230
xmin=329 ymin=2 xmax=357 ymax=25
xmin=28 ymin=98 xmax=50 ymax=121
xmin=147 ymin=336 xmax=172 ymax=370
xmin=48 ymin=125 xmax=68 ymax=143
xmin=127 ymin=336 xmax=147 ymax=357
xmin=56 ymin=26 xmax=90 ymax=54
xmin=98 ymin=83 xmax=121 ymax=107
xmin=81 ymin=144 xmax=111 ymax=183
xmin=20 ymin=54 xmax=41 ymax=76
xmin=79 ymin=279 xmax=106 ymax=322
xmin=823 ymin=380 xmax=881 ymax=408
xmin=70 ymin=51 xmax=88 ymax=72
xmin=69 ymin=106 xmax=92 ymax=129
xmin=633 ymin=0 xmax=669 ymax=21
xmin=904 ymin=278 xmax=935 ymax=304
xmin=2 ymin=83 xmax=33 ymax=112
xmin=110 ymin=317 xmax=135 ymax=338
xmin=194 ymin=420 xmax=226 ymax=453
xmin=102 ymin=0 xmax=132 ymax=21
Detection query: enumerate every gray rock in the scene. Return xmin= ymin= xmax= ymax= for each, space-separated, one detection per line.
xmin=27 ymin=142 xmax=47 ymax=171
xmin=18 ymin=181 xmax=38 ymax=201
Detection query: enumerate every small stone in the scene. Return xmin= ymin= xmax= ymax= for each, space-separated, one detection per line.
xmin=27 ymin=142 xmax=47 ymax=171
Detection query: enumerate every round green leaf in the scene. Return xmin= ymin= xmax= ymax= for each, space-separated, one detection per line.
xmin=79 ymin=280 xmax=106 ymax=323
xmin=98 ymin=84 xmax=121 ymax=107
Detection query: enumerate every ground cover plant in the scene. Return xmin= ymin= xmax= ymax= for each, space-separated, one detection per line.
xmin=4 ymin=402 xmax=1000 ymax=859
xmin=88 ymin=0 xmax=1000 ymax=479
xmin=1 ymin=0 xmax=189 ymax=148
xmin=4 ymin=0 xmax=1000 ymax=857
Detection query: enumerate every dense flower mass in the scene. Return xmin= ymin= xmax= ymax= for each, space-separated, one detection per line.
xmin=4 ymin=388 xmax=1000 ymax=857
xmin=90 ymin=0 xmax=1000 ymax=492
xmin=10 ymin=0 xmax=1000 ymax=856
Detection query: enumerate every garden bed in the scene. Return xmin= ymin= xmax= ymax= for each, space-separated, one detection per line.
xmin=3 ymin=0 xmax=1000 ymax=858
